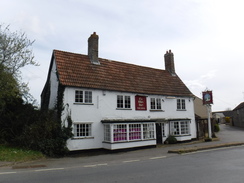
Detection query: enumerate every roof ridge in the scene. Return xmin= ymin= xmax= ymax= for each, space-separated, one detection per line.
xmin=54 ymin=49 xmax=166 ymax=72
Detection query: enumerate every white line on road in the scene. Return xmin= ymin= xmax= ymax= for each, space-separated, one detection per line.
xmin=83 ymin=165 xmax=97 ymax=168
xmin=96 ymin=163 xmax=108 ymax=166
xmin=35 ymin=168 xmax=65 ymax=172
xmin=0 ymin=172 xmax=16 ymax=175
xmin=149 ymin=156 xmax=167 ymax=160
xmin=83 ymin=163 xmax=108 ymax=168
xmin=123 ymin=159 xmax=140 ymax=163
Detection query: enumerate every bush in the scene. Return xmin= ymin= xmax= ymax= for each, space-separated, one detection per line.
xmin=214 ymin=124 xmax=220 ymax=132
xmin=166 ymin=135 xmax=177 ymax=144
xmin=18 ymin=110 xmax=73 ymax=157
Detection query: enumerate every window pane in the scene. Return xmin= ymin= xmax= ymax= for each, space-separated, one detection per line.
xmin=104 ymin=124 xmax=111 ymax=142
xmin=117 ymin=95 xmax=123 ymax=108
xmin=113 ymin=124 xmax=127 ymax=141
xmin=177 ymin=99 xmax=181 ymax=109
xmin=125 ymin=96 xmax=131 ymax=108
xmin=129 ymin=124 xmax=141 ymax=140
xmin=181 ymin=99 xmax=186 ymax=109
xmin=85 ymin=91 xmax=92 ymax=103
xmin=156 ymin=98 xmax=161 ymax=109
xmin=74 ymin=123 xmax=91 ymax=137
xmin=75 ymin=90 xmax=83 ymax=103
xmin=180 ymin=121 xmax=189 ymax=134
xmin=151 ymin=98 xmax=155 ymax=109
xmin=173 ymin=122 xmax=180 ymax=135
xmin=143 ymin=123 xmax=154 ymax=139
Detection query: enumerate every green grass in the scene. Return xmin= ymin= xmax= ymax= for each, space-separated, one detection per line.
xmin=0 ymin=145 xmax=45 ymax=162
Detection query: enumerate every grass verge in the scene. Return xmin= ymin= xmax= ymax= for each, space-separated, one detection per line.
xmin=0 ymin=145 xmax=45 ymax=162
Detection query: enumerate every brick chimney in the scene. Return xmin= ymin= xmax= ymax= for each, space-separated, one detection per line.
xmin=164 ymin=50 xmax=175 ymax=76
xmin=88 ymin=32 xmax=100 ymax=65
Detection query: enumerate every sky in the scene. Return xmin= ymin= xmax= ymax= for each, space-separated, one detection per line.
xmin=1 ymin=0 xmax=244 ymax=111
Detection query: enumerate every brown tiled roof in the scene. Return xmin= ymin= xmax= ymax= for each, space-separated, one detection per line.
xmin=53 ymin=50 xmax=193 ymax=97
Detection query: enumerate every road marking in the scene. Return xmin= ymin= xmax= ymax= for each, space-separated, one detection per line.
xmin=150 ymin=156 xmax=167 ymax=160
xmin=35 ymin=168 xmax=65 ymax=172
xmin=96 ymin=163 xmax=108 ymax=166
xmin=0 ymin=172 xmax=16 ymax=175
xmin=123 ymin=159 xmax=140 ymax=163
xmin=83 ymin=163 xmax=108 ymax=168
xmin=83 ymin=165 xmax=97 ymax=168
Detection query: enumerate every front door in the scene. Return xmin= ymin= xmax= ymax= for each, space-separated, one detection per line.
xmin=156 ymin=123 xmax=163 ymax=144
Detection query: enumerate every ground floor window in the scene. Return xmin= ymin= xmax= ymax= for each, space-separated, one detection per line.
xmin=143 ymin=123 xmax=155 ymax=139
xmin=74 ymin=123 xmax=92 ymax=138
xmin=103 ymin=123 xmax=155 ymax=143
xmin=170 ymin=121 xmax=190 ymax=136
xmin=114 ymin=124 xmax=127 ymax=141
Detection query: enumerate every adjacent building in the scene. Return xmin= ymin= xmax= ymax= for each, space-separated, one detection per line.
xmin=41 ymin=32 xmax=197 ymax=151
xmin=232 ymin=102 xmax=244 ymax=127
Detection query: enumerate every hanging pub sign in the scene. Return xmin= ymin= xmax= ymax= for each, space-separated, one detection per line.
xmin=135 ymin=95 xmax=147 ymax=110
xmin=202 ymin=90 xmax=213 ymax=105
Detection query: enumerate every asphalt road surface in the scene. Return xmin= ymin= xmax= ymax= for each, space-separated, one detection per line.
xmin=1 ymin=145 xmax=244 ymax=183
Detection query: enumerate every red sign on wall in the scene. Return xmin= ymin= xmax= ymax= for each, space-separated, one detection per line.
xmin=135 ymin=96 xmax=147 ymax=110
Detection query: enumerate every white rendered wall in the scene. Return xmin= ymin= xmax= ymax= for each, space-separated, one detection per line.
xmin=61 ymin=87 xmax=196 ymax=151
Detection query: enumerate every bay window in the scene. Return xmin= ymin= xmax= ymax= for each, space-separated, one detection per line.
xmin=104 ymin=123 xmax=155 ymax=143
xmin=170 ymin=121 xmax=190 ymax=136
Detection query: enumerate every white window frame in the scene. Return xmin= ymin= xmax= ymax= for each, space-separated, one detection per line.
xmin=104 ymin=124 xmax=111 ymax=142
xmin=117 ymin=95 xmax=131 ymax=109
xmin=104 ymin=123 xmax=155 ymax=143
xmin=143 ymin=123 xmax=155 ymax=140
xmin=170 ymin=121 xmax=190 ymax=136
xmin=177 ymin=99 xmax=186 ymax=110
xmin=73 ymin=123 xmax=92 ymax=138
xmin=75 ymin=90 xmax=93 ymax=104
xmin=150 ymin=98 xmax=162 ymax=110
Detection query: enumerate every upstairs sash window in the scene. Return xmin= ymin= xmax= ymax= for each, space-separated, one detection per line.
xmin=75 ymin=90 xmax=92 ymax=103
xmin=117 ymin=95 xmax=131 ymax=109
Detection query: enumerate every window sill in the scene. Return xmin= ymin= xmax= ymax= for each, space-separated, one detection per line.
xmin=176 ymin=109 xmax=187 ymax=111
xmin=116 ymin=108 xmax=132 ymax=110
xmin=150 ymin=109 xmax=164 ymax=112
xmin=71 ymin=136 xmax=94 ymax=140
xmin=103 ymin=139 xmax=156 ymax=144
xmin=172 ymin=134 xmax=191 ymax=137
xmin=73 ymin=103 xmax=94 ymax=105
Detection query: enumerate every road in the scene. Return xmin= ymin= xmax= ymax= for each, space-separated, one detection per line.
xmin=1 ymin=145 xmax=244 ymax=183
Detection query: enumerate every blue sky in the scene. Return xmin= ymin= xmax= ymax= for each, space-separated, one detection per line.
xmin=1 ymin=0 xmax=244 ymax=111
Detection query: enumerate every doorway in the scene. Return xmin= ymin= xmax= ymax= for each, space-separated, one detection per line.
xmin=156 ymin=123 xmax=163 ymax=144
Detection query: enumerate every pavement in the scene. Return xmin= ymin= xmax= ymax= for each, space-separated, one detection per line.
xmin=1 ymin=123 xmax=244 ymax=169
